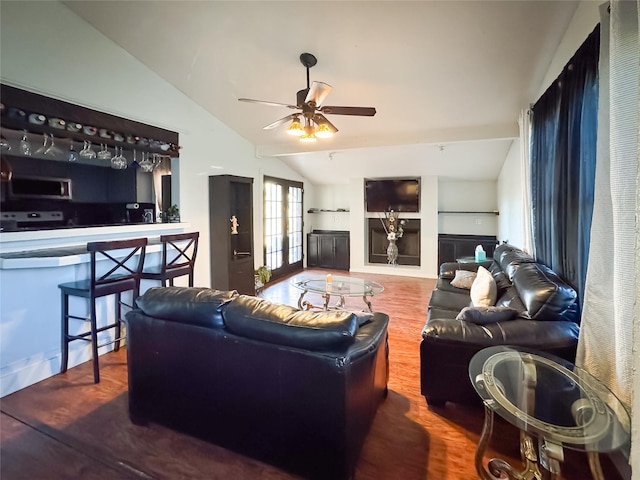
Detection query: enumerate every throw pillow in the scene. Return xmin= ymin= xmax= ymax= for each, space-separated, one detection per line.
xmin=470 ymin=265 xmax=497 ymax=307
xmin=456 ymin=306 xmax=519 ymax=324
xmin=450 ymin=270 xmax=477 ymax=289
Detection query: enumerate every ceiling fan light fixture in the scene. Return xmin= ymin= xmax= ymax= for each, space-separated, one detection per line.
xmin=300 ymin=131 xmax=317 ymax=143
xmin=287 ymin=117 xmax=304 ymax=136
xmin=315 ymin=123 xmax=333 ymax=139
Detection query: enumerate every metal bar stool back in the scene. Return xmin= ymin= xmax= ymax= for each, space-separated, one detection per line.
xmin=141 ymin=232 xmax=199 ymax=287
xmin=59 ymin=237 xmax=147 ymax=383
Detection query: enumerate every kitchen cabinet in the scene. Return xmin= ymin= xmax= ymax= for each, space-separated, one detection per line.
xmin=209 ymin=175 xmax=255 ymax=295
xmin=307 ymin=231 xmax=350 ymax=271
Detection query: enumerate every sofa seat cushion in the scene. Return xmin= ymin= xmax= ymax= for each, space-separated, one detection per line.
xmin=422 ymin=318 xmax=580 ymax=348
xmin=428 ymin=289 xmax=472 ymax=311
xmin=135 ymin=287 xmax=238 ymax=328
xmin=222 ymin=295 xmax=358 ymax=350
xmin=455 ymin=306 xmax=519 ymax=324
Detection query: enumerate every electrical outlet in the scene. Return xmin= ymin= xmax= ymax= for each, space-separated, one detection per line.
xmin=476 ymin=218 xmax=482 ymax=225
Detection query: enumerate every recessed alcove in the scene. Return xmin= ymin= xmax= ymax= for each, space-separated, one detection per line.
xmin=368 ymin=218 xmax=421 ymax=266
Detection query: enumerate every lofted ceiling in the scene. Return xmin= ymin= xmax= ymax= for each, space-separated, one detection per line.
xmin=63 ymin=0 xmax=578 ymax=185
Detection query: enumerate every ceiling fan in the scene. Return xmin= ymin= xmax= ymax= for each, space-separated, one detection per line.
xmin=238 ymin=53 xmax=376 ymax=142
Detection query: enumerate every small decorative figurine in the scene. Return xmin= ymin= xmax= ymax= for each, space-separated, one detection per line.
xmin=230 ymin=215 xmax=239 ymax=235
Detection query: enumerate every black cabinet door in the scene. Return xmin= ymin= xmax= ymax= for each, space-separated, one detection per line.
xmin=334 ymin=236 xmax=350 ymax=271
xmin=307 ymin=234 xmax=319 ymax=267
xmin=318 ymin=235 xmax=335 ymax=268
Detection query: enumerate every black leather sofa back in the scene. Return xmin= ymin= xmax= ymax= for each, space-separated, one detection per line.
xmin=126 ymin=287 xmax=389 ymax=480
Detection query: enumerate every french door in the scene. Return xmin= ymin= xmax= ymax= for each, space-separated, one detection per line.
xmin=263 ymin=176 xmax=303 ymax=281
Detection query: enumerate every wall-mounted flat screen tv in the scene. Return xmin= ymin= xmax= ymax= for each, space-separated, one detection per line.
xmin=365 ymin=178 xmax=420 ymax=212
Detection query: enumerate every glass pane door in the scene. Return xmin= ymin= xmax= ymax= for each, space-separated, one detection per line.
xmin=264 ymin=177 xmax=303 ymax=280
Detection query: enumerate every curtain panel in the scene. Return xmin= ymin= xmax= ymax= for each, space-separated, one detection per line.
xmin=530 ymin=26 xmax=600 ymax=307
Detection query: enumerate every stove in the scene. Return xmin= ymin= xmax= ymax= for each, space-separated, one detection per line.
xmin=0 ymin=211 xmax=65 ymax=231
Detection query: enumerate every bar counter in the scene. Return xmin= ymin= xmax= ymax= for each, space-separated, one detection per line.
xmin=0 ymin=222 xmax=191 ymax=397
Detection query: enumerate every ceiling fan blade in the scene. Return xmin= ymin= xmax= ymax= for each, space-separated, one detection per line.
xmin=238 ymin=98 xmax=298 ymax=109
xmin=319 ymin=106 xmax=377 ymax=116
xmin=305 ymin=82 xmax=332 ymax=107
xmin=313 ymin=113 xmax=338 ymax=133
xmin=263 ymin=114 xmax=297 ymax=130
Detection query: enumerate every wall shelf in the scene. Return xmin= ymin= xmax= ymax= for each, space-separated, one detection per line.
xmin=307 ymin=209 xmax=350 ymax=213
xmin=438 ymin=211 xmax=499 ymax=215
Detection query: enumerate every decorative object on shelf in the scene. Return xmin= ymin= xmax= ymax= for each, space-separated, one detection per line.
xmin=254 ymin=265 xmax=272 ymax=295
xmin=167 ymin=204 xmax=180 ymax=223
xmin=379 ymin=210 xmax=407 ymax=266
xmin=67 ymin=141 xmax=79 ymax=162
xmin=230 ymin=215 xmax=239 ymax=235
xmin=19 ymin=130 xmax=31 ymax=156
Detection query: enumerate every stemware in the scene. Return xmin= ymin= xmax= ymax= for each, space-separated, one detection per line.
xmin=97 ymin=143 xmax=112 ymax=160
xmin=0 ymin=135 xmax=11 ymax=151
xmin=79 ymin=140 xmax=97 ymax=159
xmin=110 ymin=146 xmax=127 ymax=169
xmin=139 ymin=151 xmax=154 ymax=173
xmin=44 ymin=135 xmax=63 ymax=157
xmin=130 ymin=149 xmax=140 ymax=169
xmin=35 ymin=133 xmax=50 ymax=155
xmin=67 ymin=141 xmax=79 ymax=162
xmin=19 ymin=130 xmax=32 ymax=156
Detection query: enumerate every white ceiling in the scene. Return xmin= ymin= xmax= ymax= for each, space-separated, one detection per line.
xmin=63 ymin=0 xmax=578 ymax=185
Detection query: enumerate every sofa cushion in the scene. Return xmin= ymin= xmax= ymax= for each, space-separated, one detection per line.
xmin=222 ymin=295 xmax=358 ymax=350
xmin=455 ymin=306 xmax=519 ymax=324
xmin=135 ymin=287 xmax=238 ymax=328
xmin=470 ymin=266 xmax=497 ymax=307
xmin=496 ymin=244 xmax=536 ymax=281
xmin=429 ymin=289 xmax=473 ymax=311
xmin=450 ymin=270 xmax=477 ymax=289
xmin=512 ymin=263 xmax=578 ymax=321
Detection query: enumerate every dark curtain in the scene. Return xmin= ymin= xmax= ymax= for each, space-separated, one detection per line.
xmin=530 ymin=25 xmax=600 ymax=310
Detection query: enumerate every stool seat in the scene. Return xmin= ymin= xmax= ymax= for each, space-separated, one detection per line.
xmin=59 ymin=238 xmax=147 ymax=383
xmin=141 ymin=232 xmax=199 ymax=287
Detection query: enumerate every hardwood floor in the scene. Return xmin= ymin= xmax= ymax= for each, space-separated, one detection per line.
xmin=0 ymin=269 xmax=624 ymax=479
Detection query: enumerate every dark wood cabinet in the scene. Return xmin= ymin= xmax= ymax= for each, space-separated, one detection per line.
xmin=437 ymin=234 xmax=497 ymax=266
xmin=209 ymin=175 xmax=255 ymax=295
xmin=307 ymin=231 xmax=350 ymax=271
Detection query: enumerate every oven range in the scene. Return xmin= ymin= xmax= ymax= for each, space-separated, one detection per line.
xmin=0 ymin=211 xmax=65 ymax=231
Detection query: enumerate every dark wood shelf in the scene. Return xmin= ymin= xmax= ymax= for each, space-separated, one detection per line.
xmin=438 ymin=211 xmax=499 ymax=215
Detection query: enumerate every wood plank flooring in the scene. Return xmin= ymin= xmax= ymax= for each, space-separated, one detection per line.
xmin=0 ymin=269 xmax=625 ymax=479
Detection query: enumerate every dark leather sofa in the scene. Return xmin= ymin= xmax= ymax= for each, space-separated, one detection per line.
xmin=420 ymin=243 xmax=580 ymax=407
xmin=125 ymin=287 xmax=389 ymax=480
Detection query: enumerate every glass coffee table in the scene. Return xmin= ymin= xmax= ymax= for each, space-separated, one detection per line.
xmin=291 ymin=274 xmax=384 ymax=312
xmin=469 ymin=346 xmax=630 ymax=480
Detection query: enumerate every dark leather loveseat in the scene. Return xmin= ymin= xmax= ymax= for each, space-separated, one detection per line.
xmin=125 ymin=287 xmax=389 ymax=480
xmin=420 ymin=244 xmax=580 ymax=407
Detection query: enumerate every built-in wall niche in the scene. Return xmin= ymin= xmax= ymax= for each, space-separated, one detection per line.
xmin=368 ymin=218 xmax=420 ymax=266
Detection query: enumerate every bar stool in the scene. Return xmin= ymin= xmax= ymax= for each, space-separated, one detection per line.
xmin=141 ymin=232 xmax=199 ymax=287
xmin=59 ymin=238 xmax=147 ymax=383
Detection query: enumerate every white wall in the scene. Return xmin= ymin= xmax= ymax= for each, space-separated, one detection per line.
xmin=438 ymin=180 xmax=498 ymax=236
xmin=497 ymin=139 xmax=527 ymax=248
xmin=0 ymin=1 xmax=307 ymax=287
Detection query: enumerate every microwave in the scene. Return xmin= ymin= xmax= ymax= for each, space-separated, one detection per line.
xmin=9 ymin=176 xmax=73 ymax=200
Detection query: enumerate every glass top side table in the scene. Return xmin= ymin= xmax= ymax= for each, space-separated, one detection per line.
xmin=291 ymin=274 xmax=384 ymax=312
xmin=469 ymin=346 xmax=630 ymax=480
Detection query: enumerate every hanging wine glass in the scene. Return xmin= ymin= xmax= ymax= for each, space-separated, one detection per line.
xmin=130 ymin=149 xmax=140 ymax=169
xmin=79 ymin=140 xmax=96 ymax=159
xmin=67 ymin=140 xmax=79 ymax=162
xmin=139 ymin=151 xmax=154 ymax=173
xmin=44 ymin=135 xmax=63 ymax=157
xmin=35 ymin=133 xmax=50 ymax=155
xmin=97 ymin=143 xmax=112 ymax=160
xmin=0 ymin=135 xmax=10 ymax=151
xmin=110 ymin=146 xmax=127 ymax=169
xmin=19 ymin=130 xmax=32 ymax=156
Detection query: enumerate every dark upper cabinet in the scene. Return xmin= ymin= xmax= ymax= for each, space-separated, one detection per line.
xmin=307 ymin=231 xmax=350 ymax=271
xmin=209 ymin=175 xmax=255 ymax=295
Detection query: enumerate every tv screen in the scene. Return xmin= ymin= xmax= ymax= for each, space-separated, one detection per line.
xmin=365 ymin=178 xmax=420 ymax=212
